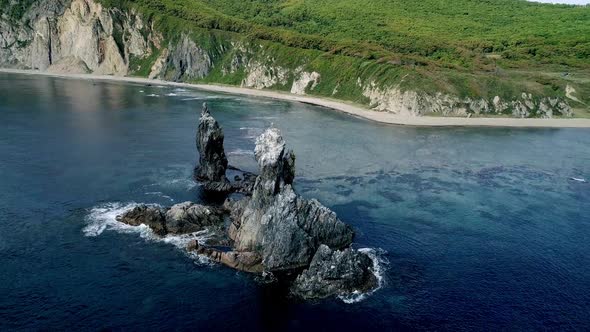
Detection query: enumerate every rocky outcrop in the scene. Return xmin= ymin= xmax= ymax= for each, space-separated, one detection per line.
xmin=291 ymin=245 xmax=378 ymax=300
xmin=166 ymin=35 xmax=212 ymax=82
xmin=115 ymin=110 xmax=378 ymax=300
xmin=0 ymin=0 xmax=154 ymax=75
xmin=192 ymin=116 xmax=376 ymax=299
xmin=116 ymin=204 xmax=167 ymax=235
xmin=241 ymin=60 xmax=289 ymax=89
xmin=116 ymin=202 xmax=224 ymax=236
xmin=204 ymin=127 xmax=354 ymax=273
xmin=194 ymin=103 xmax=231 ymax=193
xmin=291 ymin=71 xmax=320 ymax=95
xmin=362 ymin=81 xmax=573 ymax=118
xmin=46 ymin=56 xmax=91 ymax=74
xmin=165 ymin=201 xmax=224 ymax=234
xmin=192 ymin=243 xmax=264 ymax=273
xmin=565 ymin=84 xmax=583 ymax=104
xmin=148 ymin=48 xmax=169 ymax=79
xmin=193 ymin=103 xmax=257 ymax=194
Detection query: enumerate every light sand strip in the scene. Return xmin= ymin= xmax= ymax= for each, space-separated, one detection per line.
xmin=2 ymin=68 xmax=589 ymax=128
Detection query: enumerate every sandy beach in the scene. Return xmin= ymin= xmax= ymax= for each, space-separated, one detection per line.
xmin=2 ymin=68 xmax=589 ymax=128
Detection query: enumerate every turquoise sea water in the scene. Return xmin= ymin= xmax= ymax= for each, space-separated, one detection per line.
xmin=0 ymin=73 xmax=589 ymax=330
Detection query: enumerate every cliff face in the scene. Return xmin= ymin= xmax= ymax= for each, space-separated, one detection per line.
xmin=0 ymin=0 xmax=152 ymax=75
xmin=0 ymin=0 xmax=581 ymax=118
xmin=362 ymin=83 xmax=574 ymax=118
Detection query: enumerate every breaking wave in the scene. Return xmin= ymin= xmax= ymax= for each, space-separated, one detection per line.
xmin=83 ymin=202 xmax=214 ymax=265
xmin=338 ymin=248 xmax=389 ymax=304
xmin=83 ymin=204 xmax=388 ymax=299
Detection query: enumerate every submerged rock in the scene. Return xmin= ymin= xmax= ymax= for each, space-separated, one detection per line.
xmin=291 ymin=245 xmax=378 ymax=300
xmin=116 ymin=202 xmax=224 ymax=236
xmin=194 ymin=103 xmax=232 ymax=193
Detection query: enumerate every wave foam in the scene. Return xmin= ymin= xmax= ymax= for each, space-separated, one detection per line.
xmin=83 ymin=204 xmax=388 ymax=295
xmin=83 ymin=202 xmax=141 ymax=237
xmin=83 ymin=202 xmax=215 ymax=265
xmin=338 ymin=248 xmax=388 ymax=304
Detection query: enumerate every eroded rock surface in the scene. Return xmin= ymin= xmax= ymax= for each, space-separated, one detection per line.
xmin=207 ymin=127 xmax=354 ymax=273
xmin=167 ymin=35 xmax=212 ymax=82
xmin=116 ymin=204 xmax=167 ymax=235
xmin=116 ymin=202 xmax=224 ymax=236
xmin=192 ymin=243 xmax=264 ymax=273
xmin=194 ymin=103 xmax=231 ymax=193
xmin=116 ymin=111 xmax=378 ymax=301
xmin=165 ymin=201 xmax=224 ymax=234
xmin=291 ymin=245 xmax=378 ymax=300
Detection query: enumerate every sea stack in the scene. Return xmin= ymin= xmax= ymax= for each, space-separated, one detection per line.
xmin=222 ymin=128 xmax=355 ymax=272
xmin=195 ymin=126 xmax=378 ymax=299
xmin=117 ymin=110 xmax=379 ymax=301
xmin=291 ymin=245 xmax=378 ymax=299
xmin=194 ymin=103 xmax=232 ymax=193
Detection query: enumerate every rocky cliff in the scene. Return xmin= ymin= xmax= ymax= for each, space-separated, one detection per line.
xmin=0 ymin=0 xmax=582 ymax=118
xmin=0 ymin=0 xmax=151 ymax=75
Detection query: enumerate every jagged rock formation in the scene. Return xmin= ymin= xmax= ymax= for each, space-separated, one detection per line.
xmin=115 ymin=110 xmax=378 ymax=300
xmin=116 ymin=205 xmax=167 ymax=235
xmin=193 ymin=103 xmax=256 ymax=194
xmin=194 ymin=103 xmax=231 ymax=193
xmin=165 ymin=201 xmax=224 ymax=234
xmin=362 ymin=82 xmax=574 ymax=118
xmin=200 ymin=127 xmax=355 ymax=273
xmin=0 ymin=0 xmax=154 ymax=75
xmin=116 ymin=202 xmax=224 ymax=236
xmin=0 ymin=0 xmax=209 ymax=79
xmin=291 ymin=245 xmax=378 ymax=300
xmin=192 ymin=243 xmax=264 ymax=273
xmin=193 ymin=121 xmax=377 ymax=299
xmin=291 ymin=70 xmax=320 ymax=95
xmin=166 ymin=34 xmax=212 ymax=82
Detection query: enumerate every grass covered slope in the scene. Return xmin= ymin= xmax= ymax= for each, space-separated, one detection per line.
xmin=100 ymin=0 xmax=590 ymax=116
xmin=102 ymin=0 xmax=590 ymax=70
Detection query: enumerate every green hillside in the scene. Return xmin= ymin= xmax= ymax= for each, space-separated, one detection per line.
xmin=102 ymin=0 xmax=589 ymax=70
xmin=4 ymin=0 xmax=586 ymax=116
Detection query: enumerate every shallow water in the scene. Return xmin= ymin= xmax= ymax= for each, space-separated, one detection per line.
xmin=1 ymin=73 xmax=589 ymax=330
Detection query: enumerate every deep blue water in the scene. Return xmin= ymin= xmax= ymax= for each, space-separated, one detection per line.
xmin=1 ymin=73 xmax=589 ymax=330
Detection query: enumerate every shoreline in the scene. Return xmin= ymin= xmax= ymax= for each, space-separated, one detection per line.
xmin=2 ymin=68 xmax=590 ymax=128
